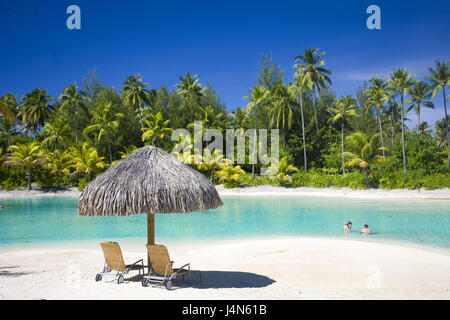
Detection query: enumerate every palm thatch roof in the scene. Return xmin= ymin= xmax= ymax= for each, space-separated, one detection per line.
xmin=78 ymin=146 xmax=223 ymax=216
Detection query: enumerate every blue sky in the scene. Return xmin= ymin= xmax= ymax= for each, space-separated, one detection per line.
xmin=1 ymin=0 xmax=449 ymax=127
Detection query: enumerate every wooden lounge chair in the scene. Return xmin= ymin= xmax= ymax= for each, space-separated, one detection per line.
xmin=142 ymin=244 xmax=201 ymax=290
xmin=95 ymin=241 xmax=145 ymax=284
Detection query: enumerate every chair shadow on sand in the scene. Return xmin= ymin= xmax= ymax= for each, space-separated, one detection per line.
xmin=125 ymin=270 xmax=275 ymax=290
xmin=0 ymin=266 xmax=34 ymax=277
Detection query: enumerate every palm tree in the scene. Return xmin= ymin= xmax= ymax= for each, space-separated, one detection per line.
xmin=390 ymin=68 xmax=415 ymax=173
xmin=417 ymin=122 xmax=431 ymax=137
xmin=111 ymin=145 xmax=138 ymax=165
xmin=268 ymin=84 xmax=296 ymax=148
xmin=426 ymin=60 xmax=450 ymax=167
xmin=328 ymin=95 xmax=358 ymax=174
xmin=0 ymin=117 xmax=17 ymax=147
xmin=18 ymin=88 xmax=54 ymax=137
xmin=293 ymin=47 xmax=332 ymax=133
xmin=435 ymin=117 xmax=450 ymax=148
xmin=266 ymin=156 xmax=299 ymax=182
xmin=343 ymin=132 xmax=387 ymax=188
xmin=70 ymin=142 xmax=105 ymax=181
xmin=121 ymin=74 xmax=152 ymax=129
xmin=42 ymin=117 xmax=71 ymax=153
xmin=0 ymin=94 xmax=17 ymax=125
xmin=45 ymin=150 xmax=73 ymax=186
xmin=215 ymin=164 xmax=246 ymax=188
xmin=244 ymin=85 xmax=269 ymax=179
xmin=83 ymin=102 xmax=124 ymax=164
xmin=141 ymin=111 xmax=173 ymax=146
xmin=292 ymin=74 xmax=313 ymax=171
xmin=197 ymin=149 xmax=231 ymax=182
xmin=365 ymin=77 xmax=389 ymax=156
xmin=175 ymin=73 xmax=205 ymax=116
xmin=58 ymin=83 xmax=88 ymax=142
xmin=6 ymin=142 xmax=46 ymax=190
xmin=406 ymin=80 xmax=434 ymax=129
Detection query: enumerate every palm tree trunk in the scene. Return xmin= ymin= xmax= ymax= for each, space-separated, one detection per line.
xmin=300 ymin=94 xmax=307 ymax=172
xmin=391 ymin=108 xmax=395 ymax=150
xmin=107 ymin=133 xmax=113 ymax=164
xmin=400 ymin=93 xmax=407 ymax=173
xmin=252 ymin=104 xmax=258 ymax=180
xmin=443 ymin=86 xmax=450 ymax=168
xmin=364 ymin=169 xmax=369 ymax=188
xmin=27 ymin=167 xmax=32 ymax=191
xmin=137 ymin=105 xmax=144 ymax=130
xmin=74 ymin=107 xmax=78 ymax=143
xmin=377 ymin=110 xmax=385 ymax=156
xmin=341 ymin=118 xmax=345 ymax=175
xmin=312 ymin=84 xmax=319 ymax=133
xmin=210 ymin=168 xmax=214 ymax=182
xmin=418 ymin=108 xmax=421 ymax=130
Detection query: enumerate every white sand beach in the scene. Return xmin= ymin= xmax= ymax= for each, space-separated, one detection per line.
xmin=1 ymin=185 xmax=449 ymax=200
xmin=1 ymin=237 xmax=449 ymax=300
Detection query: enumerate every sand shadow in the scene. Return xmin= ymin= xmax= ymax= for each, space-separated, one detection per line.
xmin=175 ymin=270 xmax=275 ymax=290
xmin=0 ymin=266 xmax=34 ymax=277
xmin=122 ymin=270 xmax=275 ymax=290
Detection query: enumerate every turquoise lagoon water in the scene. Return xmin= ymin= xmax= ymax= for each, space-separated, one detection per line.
xmin=0 ymin=195 xmax=449 ymax=250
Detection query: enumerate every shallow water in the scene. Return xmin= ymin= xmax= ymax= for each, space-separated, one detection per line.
xmin=0 ymin=196 xmax=449 ymax=250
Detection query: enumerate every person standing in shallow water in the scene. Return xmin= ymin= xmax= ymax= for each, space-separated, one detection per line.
xmin=343 ymin=221 xmax=352 ymax=232
xmin=361 ymin=224 xmax=371 ymax=234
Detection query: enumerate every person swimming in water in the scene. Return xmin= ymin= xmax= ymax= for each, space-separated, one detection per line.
xmin=361 ymin=224 xmax=371 ymax=234
xmin=343 ymin=221 xmax=352 ymax=232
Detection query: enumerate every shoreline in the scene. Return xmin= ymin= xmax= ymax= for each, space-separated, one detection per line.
xmin=1 ymin=236 xmax=449 ymax=299
xmin=0 ymin=185 xmax=449 ymax=200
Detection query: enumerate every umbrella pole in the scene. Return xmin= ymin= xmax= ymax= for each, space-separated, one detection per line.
xmin=147 ymin=213 xmax=155 ymax=245
xmin=147 ymin=213 xmax=155 ymax=272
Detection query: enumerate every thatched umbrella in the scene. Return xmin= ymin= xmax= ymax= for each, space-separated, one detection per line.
xmin=78 ymin=146 xmax=223 ymax=246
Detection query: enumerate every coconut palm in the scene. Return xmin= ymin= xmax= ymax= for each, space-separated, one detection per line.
xmin=18 ymin=88 xmax=54 ymax=137
xmin=417 ymin=122 xmax=431 ymax=137
xmin=389 ymin=68 xmax=415 ymax=173
xmin=244 ymin=85 xmax=269 ymax=178
xmin=45 ymin=150 xmax=73 ymax=186
xmin=83 ymin=102 xmax=124 ymax=164
xmin=6 ymin=142 xmax=46 ymax=190
xmin=141 ymin=111 xmax=173 ymax=146
xmin=0 ymin=94 xmax=17 ymax=125
xmin=197 ymin=149 xmax=231 ymax=182
xmin=58 ymin=83 xmax=88 ymax=142
xmin=435 ymin=117 xmax=450 ymax=148
xmin=215 ymin=164 xmax=246 ymax=188
xmin=111 ymin=145 xmax=138 ymax=165
xmin=406 ymin=80 xmax=434 ymax=129
xmin=426 ymin=60 xmax=450 ymax=167
xmin=70 ymin=143 xmax=105 ymax=181
xmin=343 ymin=132 xmax=387 ymax=188
xmin=42 ymin=117 xmax=71 ymax=153
xmin=292 ymin=74 xmax=313 ymax=171
xmin=293 ymin=47 xmax=332 ymax=133
xmin=175 ymin=73 xmax=205 ymax=116
xmin=268 ymin=84 xmax=296 ymax=148
xmin=121 ymin=74 xmax=152 ymax=129
xmin=328 ymin=95 xmax=358 ymax=174
xmin=365 ymin=77 xmax=389 ymax=156
xmin=266 ymin=156 xmax=299 ymax=182
xmin=0 ymin=117 xmax=17 ymax=147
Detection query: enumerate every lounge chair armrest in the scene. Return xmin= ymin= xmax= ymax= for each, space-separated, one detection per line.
xmin=173 ymin=263 xmax=190 ymax=275
xmin=127 ymin=259 xmax=144 ymax=269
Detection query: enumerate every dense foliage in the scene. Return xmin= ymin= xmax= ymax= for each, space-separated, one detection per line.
xmin=0 ymin=54 xmax=449 ymax=190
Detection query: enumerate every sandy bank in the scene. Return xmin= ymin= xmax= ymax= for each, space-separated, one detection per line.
xmin=1 ymin=237 xmax=449 ymax=300
xmin=1 ymin=185 xmax=449 ymax=200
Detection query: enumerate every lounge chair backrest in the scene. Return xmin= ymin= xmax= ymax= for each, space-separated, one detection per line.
xmin=100 ymin=241 xmax=126 ymax=272
xmin=146 ymin=244 xmax=173 ymax=276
